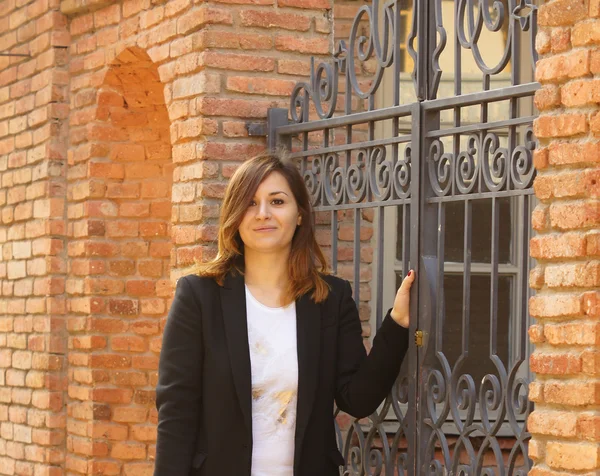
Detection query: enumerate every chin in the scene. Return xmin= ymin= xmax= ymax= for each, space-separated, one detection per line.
xmin=247 ymin=240 xmax=292 ymax=253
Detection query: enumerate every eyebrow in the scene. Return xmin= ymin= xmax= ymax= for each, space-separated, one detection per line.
xmin=268 ymin=191 xmax=289 ymax=196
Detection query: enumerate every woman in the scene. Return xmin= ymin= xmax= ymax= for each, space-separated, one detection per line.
xmin=154 ymin=153 xmax=414 ymax=476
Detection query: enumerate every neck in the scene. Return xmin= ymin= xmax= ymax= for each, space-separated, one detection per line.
xmin=243 ymin=248 xmax=291 ymax=289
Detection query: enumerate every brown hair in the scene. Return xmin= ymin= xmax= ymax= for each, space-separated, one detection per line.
xmin=196 ymin=151 xmax=330 ymax=303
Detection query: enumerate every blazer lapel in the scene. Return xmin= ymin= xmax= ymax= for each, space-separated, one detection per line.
xmin=219 ymin=272 xmax=252 ymax=435
xmin=294 ymin=293 xmax=321 ymax=469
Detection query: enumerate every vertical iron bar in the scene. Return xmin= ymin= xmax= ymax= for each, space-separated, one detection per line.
xmin=416 ymin=0 xmax=428 ymax=101
xmin=376 ymin=206 xmax=385 ymax=330
xmin=408 ymin=102 xmax=422 ymax=476
xmin=436 ymin=201 xmax=444 ymax=351
xmin=402 ymin=202 xmax=410 ymax=276
xmin=353 ymin=208 xmax=361 ymax=306
xmin=490 ymin=197 xmax=500 ymax=357
xmin=462 ymin=200 xmax=472 ymax=357
xmin=517 ymin=194 xmax=531 ymax=360
xmin=332 ymin=210 xmax=338 ymax=276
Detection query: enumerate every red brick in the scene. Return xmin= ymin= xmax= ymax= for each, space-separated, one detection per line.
xmin=530 ymin=352 xmax=582 ymax=375
xmin=239 ymin=10 xmax=311 ymax=31
xmin=190 ymin=95 xmax=246 ymax=117
xmin=549 ymin=141 xmax=600 ymax=166
xmin=111 ymin=336 xmax=147 ymax=353
xmin=90 ymin=354 xmax=131 ymax=369
xmin=126 ymin=280 xmax=156 ymax=297
xmin=572 ymin=19 xmax=600 ymax=46
xmin=92 ymin=388 xmax=133 ymax=404
xmin=561 ymin=80 xmax=596 ymax=107
xmin=544 ymin=381 xmax=600 ymax=406
xmin=529 ymin=293 xmax=583 ymax=318
xmin=546 ymin=441 xmax=600 ymax=470
xmin=545 ymin=262 xmax=600 ymax=288
xmin=538 ymin=0 xmax=588 ymax=26
xmin=177 ymin=6 xmax=232 ymax=35
xmin=195 ymin=30 xmax=272 ymax=51
xmin=275 ymin=35 xmax=329 ymax=54
xmin=226 ymin=76 xmax=295 ymax=96
xmin=551 ymin=27 xmax=571 ymax=53
xmin=536 ymin=50 xmax=591 ymax=83
xmin=277 ymin=0 xmax=330 ymax=7
xmin=544 ymin=321 xmax=600 ymax=345
xmin=202 ymin=51 xmax=275 ymax=72
xmin=108 ymin=299 xmax=138 ymax=316
xmin=534 ymin=113 xmax=588 ymax=138
xmin=528 ymin=410 xmax=578 ymax=437
xmin=94 ymin=4 xmax=121 ymax=28
xmin=106 ymin=221 xmax=139 ymax=238
xmin=534 ymin=148 xmax=549 ymax=170
xmin=549 ymin=201 xmax=600 ymax=230
xmin=535 ymin=85 xmax=561 ymax=111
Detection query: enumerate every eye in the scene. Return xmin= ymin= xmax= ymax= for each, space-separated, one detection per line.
xmin=248 ymin=200 xmax=257 ymax=207
xmin=272 ymin=199 xmax=284 ymax=205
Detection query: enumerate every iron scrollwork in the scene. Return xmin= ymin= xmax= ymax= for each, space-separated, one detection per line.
xmin=428 ymin=128 xmax=536 ymax=197
xmin=288 ymin=0 xmax=539 ymax=122
xmin=304 ymin=146 xmax=412 ymax=208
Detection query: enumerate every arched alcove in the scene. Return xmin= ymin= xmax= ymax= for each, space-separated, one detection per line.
xmin=83 ymin=46 xmax=172 ymax=473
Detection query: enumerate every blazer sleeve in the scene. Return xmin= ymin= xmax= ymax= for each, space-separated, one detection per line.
xmin=154 ymin=276 xmax=203 ymax=475
xmin=334 ymin=279 xmax=409 ymax=419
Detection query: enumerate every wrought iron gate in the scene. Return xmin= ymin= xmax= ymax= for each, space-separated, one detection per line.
xmin=267 ymin=1 xmax=538 ymax=474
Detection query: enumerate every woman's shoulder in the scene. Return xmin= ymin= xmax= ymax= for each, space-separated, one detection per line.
xmin=176 ymin=273 xmax=220 ymax=291
xmin=319 ymin=273 xmax=350 ymax=296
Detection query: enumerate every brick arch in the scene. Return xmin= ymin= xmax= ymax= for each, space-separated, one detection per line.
xmin=68 ymin=46 xmax=173 ymax=474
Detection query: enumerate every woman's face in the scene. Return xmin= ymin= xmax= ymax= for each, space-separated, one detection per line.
xmin=238 ymin=171 xmax=301 ymax=255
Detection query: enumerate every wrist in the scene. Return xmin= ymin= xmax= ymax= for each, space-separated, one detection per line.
xmin=390 ymin=309 xmax=408 ymax=328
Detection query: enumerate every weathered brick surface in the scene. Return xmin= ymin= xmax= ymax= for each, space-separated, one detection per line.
xmin=2 ymin=0 xmax=340 ymax=474
xmin=0 ymin=0 xmax=70 ymax=474
xmin=530 ymin=0 xmax=600 ymax=471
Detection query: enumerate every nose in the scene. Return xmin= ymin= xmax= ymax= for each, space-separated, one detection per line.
xmin=255 ymin=200 xmax=271 ymax=220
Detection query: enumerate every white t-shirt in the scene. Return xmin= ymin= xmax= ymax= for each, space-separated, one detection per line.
xmin=245 ymin=285 xmax=298 ymax=476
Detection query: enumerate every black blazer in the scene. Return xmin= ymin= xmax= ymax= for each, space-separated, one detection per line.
xmin=154 ymin=272 xmax=409 ymax=476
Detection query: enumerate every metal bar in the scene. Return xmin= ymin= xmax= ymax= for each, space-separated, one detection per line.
xmin=353 ymin=208 xmax=360 ymax=305
xmin=517 ymin=195 xmax=531 ymax=360
xmin=421 ymin=82 xmax=540 ymax=111
xmin=275 ymin=104 xmax=414 ymax=135
xmin=402 ymin=203 xmax=410 ymax=282
xmin=436 ymin=202 xmax=444 ymax=351
xmin=408 ymin=101 xmax=421 ymax=476
xmin=275 ymin=85 xmax=538 ymax=138
xmin=310 ymin=188 xmax=534 ymax=212
xmin=427 ymin=189 xmax=536 ymax=203
xmin=490 ymin=197 xmax=500 ymax=357
xmin=376 ymin=206 xmax=384 ymax=330
xmin=426 ymin=116 xmax=535 ymax=138
xmin=285 ymin=134 xmax=412 ymax=160
xmin=462 ymin=200 xmax=472 ymax=356
xmin=332 ymin=209 xmax=338 ymax=276
xmin=313 ymin=198 xmax=411 ymax=212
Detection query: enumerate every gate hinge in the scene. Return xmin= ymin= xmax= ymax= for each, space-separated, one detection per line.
xmin=415 ymin=330 xmax=424 ymax=347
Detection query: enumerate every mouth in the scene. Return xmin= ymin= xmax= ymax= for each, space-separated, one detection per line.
xmin=254 ymin=227 xmax=277 ymax=232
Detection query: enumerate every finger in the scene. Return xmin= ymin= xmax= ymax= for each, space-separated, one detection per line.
xmin=399 ymin=270 xmax=415 ymax=289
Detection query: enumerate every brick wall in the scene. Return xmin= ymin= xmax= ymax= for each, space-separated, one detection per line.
xmin=529 ymin=0 xmax=600 ymax=473
xmin=3 ymin=0 xmax=336 ymax=474
xmin=0 ymin=0 xmax=70 ymax=474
